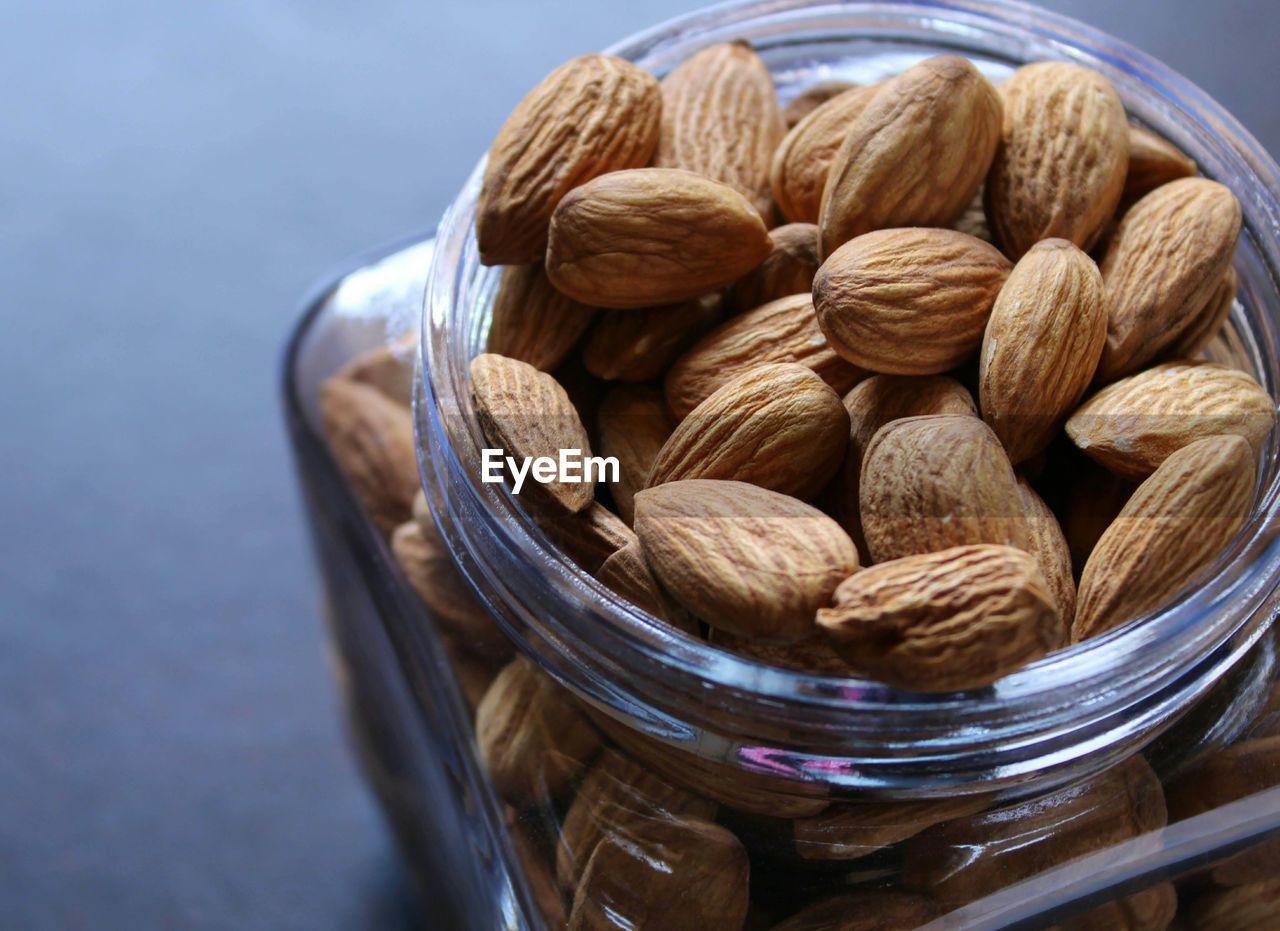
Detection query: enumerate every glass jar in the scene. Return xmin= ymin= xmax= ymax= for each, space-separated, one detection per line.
xmin=284 ymin=0 xmax=1280 ymax=927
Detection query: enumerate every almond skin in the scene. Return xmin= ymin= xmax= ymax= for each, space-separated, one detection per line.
xmin=727 ymin=223 xmax=822 ymax=313
xmin=486 ymin=262 xmax=596 ymax=371
xmin=546 ymin=168 xmax=772 ymax=309
xmin=535 ymin=501 xmax=637 ymax=574
xmin=476 ymin=54 xmax=661 ymax=265
xmin=816 ymin=544 xmax=1063 ymax=692
xmin=1097 ymin=177 xmax=1242 ymax=380
xmin=782 ymin=79 xmax=858 ymax=128
xmin=860 ymin=414 xmax=1028 ymax=563
xmin=596 ymin=385 xmax=675 ymax=525
xmin=771 ymin=83 xmax=879 ymax=224
xmin=818 ymin=56 xmax=1002 ymax=258
xmin=708 ymin=629 xmax=854 ymax=675
xmin=1017 ymin=478 xmax=1076 ymax=625
xmin=792 ymin=796 xmax=991 ymax=861
xmin=470 ymin=353 xmax=595 ymax=513
xmin=1122 ymin=124 xmax=1197 ymax=207
xmin=335 ymin=330 xmax=417 ymax=407
xmin=581 ymin=294 xmax=723 ymax=383
xmin=665 ymin=293 xmax=865 ymax=419
xmin=813 ymin=228 xmax=1012 ymax=375
xmin=1073 ymin=435 xmax=1256 ymax=641
xmin=1186 ymin=879 xmax=1280 ymax=930
xmin=772 ymin=891 xmax=941 ymax=931
xmin=596 ymin=541 xmax=698 ymax=635
xmin=1065 ymin=361 xmax=1276 ymax=479
xmin=1160 ymin=265 xmax=1238 ymax=361
xmin=984 ymin=62 xmax=1129 ymax=258
xmin=654 ymin=41 xmax=786 ymax=219
xmin=979 ymin=238 xmax=1106 ymax=463
xmin=646 ymin=363 xmax=849 ymax=500
xmin=635 ymin=480 xmax=859 ymax=642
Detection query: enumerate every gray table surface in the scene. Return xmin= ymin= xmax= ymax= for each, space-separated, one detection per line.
xmin=3 ymin=1 xmax=1279 ymax=928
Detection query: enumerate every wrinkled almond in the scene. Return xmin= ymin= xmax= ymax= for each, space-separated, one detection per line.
xmin=487 ymin=262 xmax=596 ymax=371
xmin=581 ymin=294 xmax=723 ymax=383
xmin=596 ymin=541 xmax=698 ymax=635
xmin=782 ymin=79 xmax=858 ymax=128
xmin=1122 ymin=124 xmax=1197 ymax=207
xmin=1017 ymin=479 xmax=1076 ymax=625
xmin=596 ymin=385 xmax=675 ymax=525
xmin=727 ymin=223 xmax=822 ymax=313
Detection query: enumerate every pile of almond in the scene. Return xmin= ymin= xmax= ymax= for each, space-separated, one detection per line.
xmin=463 ymin=43 xmax=1276 ymax=693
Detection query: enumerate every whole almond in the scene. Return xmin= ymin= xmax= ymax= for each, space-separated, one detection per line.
xmin=782 ymin=79 xmax=858 ymax=128
xmin=535 ymin=501 xmax=637 ymax=574
xmin=727 ymin=223 xmax=822 ymax=313
xmin=1097 ymin=177 xmax=1242 ymax=380
xmin=646 ymin=363 xmax=849 ymax=500
xmin=859 ymin=414 xmax=1028 ymax=563
xmin=665 ymin=293 xmax=865 ymax=419
xmin=470 ymin=353 xmax=595 ymax=513
xmin=546 ymin=168 xmax=772 ymax=309
xmin=1186 ymin=879 xmax=1280 ymax=931
xmin=1065 ymin=361 xmax=1276 ymax=479
xmin=770 ymin=83 xmax=879 ymax=224
xmin=1059 ymin=454 xmax=1139 ymax=573
xmin=1016 ymin=479 xmax=1076 ymax=625
xmin=486 ymin=262 xmax=596 ymax=371
xmin=567 ymin=814 xmax=750 ymax=931
xmin=319 ymin=376 xmax=419 ymax=535
xmin=1073 ymin=435 xmax=1256 ymax=641
xmin=1122 ymin=124 xmax=1197 ymax=207
xmin=817 ymin=544 xmax=1063 ymax=692
xmin=1161 ymin=265 xmax=1238 ymax=361
xmin=477 ymin=54 xmax=661 ymax=265
xmin=813 ymin=228 xmax=1012 ymax=375
xmin=979 ymin=239 xmax=1106 ymax=463
xmin=1051 ymin=885 xmax=1176 ymax=931
xmin=581 ymin=294 xmax=723 ymax=383
xmin=984 ymin=62 xmax=1129 ymax=258
xmin=819 ymin=56 xmax=1002 ymax=258
xmin=708 ymin=629 xmax=853 ymax=675
xmin=792 ymin=795 xmax=991 ymax=861
xmin=635 ymin=479 xmax=859 ymax=642
xmin=596 ymin=541 xmax=698 ymax=636
xmin=476 ymin=656 xmax=601 ymax=808
xmin=772 ymin=891 xmax=941 ymax=931
xmin=654 ymin=41 xmax=785 ymax=219
xmin=596 ymin=385 xmax=675 ymax=525
xmin=335 ymin=330 xmax=418 ymax=407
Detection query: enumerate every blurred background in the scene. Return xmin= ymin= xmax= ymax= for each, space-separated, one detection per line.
xmin=3 ymin=0 xmax=1279 ymax=927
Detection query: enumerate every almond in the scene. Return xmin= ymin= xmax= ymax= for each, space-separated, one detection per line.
xmin=665 ymin=293 xmax=865 ymax=419
xmin=782 ymin=79 xmax=858 ymax=128
xmin=707 ymin=629 xmax=853 ymax=675
xmin=984 ymin=62 xmax=1129 ymax=258
xmin=1073 ymin=435 xmax=1255 ymax=641
xmin=859 ymin=414 xmax=1028 ymax=563
xmin=1122 ymin=124 xmax=1197 ymax=207
xmin=535 ymin=501 xmax=637 ymax=574
xmin=1065 ymin=361 xmax=1276 ymax=479
xmin=770 ymin=83 xmax=879 ymax=224
xmin=546 ymin=168 xmax=772 ymax=309
xmin=1050 ymin=885 xmax=1177 ymax=931
xmin=792 ymin=795 xmax=991 ymax=861
xmin=816 ymin=544 xmax=1063 ymax=692
xmin=475 ymin=656 xmax=601 ymax=808
xmin=646 ymin=363 xmax=849 ymax=499
xmin=979 ymin=238 xmax=1106 ymax=463
xmin=634 ymin=479 xmax=859 ymax=642
xmin=581 ymin=294 xmax=723 ymax=382
xmin=813 ymin=228 xmax=1012 ymax=375
xmin=596 ymin=385 xmax=675 ymax=525
xmin=319 ymin=376 xmax=419 ymax=535
xmin=952 ymin=185 xmax=993 ymax=243
xmin=486 ymin=262 xmax=596 ymax=371
xmin=596 ymin=541 xmax=698 ymax=635
xmin=1097 ymin=177 xmax=1242 ymax=380
xmin=654 ymin=41 xmax=785 ymax=219
xmin=1017 ymin=479 xmax=1076 ymax=625
xmin=476 ymin=54 xmax=661 ymax=265
xmin=567 ymin=815 xmax=750 ymax=931
xmin=470 ymin=353 xmax=595 ymax=512
xmin=727 ymin=223 xmax=822 ymax=313
xmin=818 ymin=56 xmax=1001 ymax=258
xmin=1161 ymin=265 xmax=1238 ymax=361
xmin=771 ymin=891 xmax=941 ymax=931
xmin=1186 ymin=879 xmax=1280 ymax=930
xmin=335 ymin=330 xmax=418 ymax=407
xmin=1059 ymin=454 xmax=1139 ymax=574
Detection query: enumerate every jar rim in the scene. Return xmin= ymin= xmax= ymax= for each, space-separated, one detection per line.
xmin=419 ymin=0 xmax=1280 ymax=793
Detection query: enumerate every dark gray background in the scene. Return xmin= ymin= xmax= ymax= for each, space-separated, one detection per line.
xmin=2 ymin=1 xmax=1278 ymax=928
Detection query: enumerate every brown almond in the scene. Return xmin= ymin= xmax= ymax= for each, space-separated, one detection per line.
xmin=486 ymin=262 xmax=596 ymax=371
xmin=819 ymin=56 xmax=1002 ymax=258
xmin=770 ymin=84 xmax=879 ymax=224
xmin=771 ymin=890 xmax=941 ymax=931
xmin=635 ymin=480 xmax=859 ymax=642
xmin=952 ymin=185 xmax=993 ymax=243
xmin=1073 ymin=435 xmax=1256 ymax=641
xmin=647 ymin=363 xmax=849 ymax=500
xmin=335 ymin=330 xmax=418 ymax=407
xmin=477 ymin=55 xmax=661 ymax=265
xmin=665 ymin=293 xmax=866 ymax=419
xmin=792 ymin=795 xmax=991 ymax=861
xmin=654 ymin=41 xmax=785 ymax=219
xmin=1161 ymin=265 xmax=1238 ymax=361
xmin=979 ymin=238 xmax=1106 ymax=463
xmin=782 ymin=79 xmax=858 ymax=128
xmin=596 ymin=541 xmax=698 ymax=636
xmin=1122 ymin=124 xmax=1197 ymax=207
xmin=581 ymin=294 xmax=723 ymax=383
xmin=1065 ymin=361 xmax=1276 ymax=479
xmin=817 ymin=544 xmax=1063 ymax=692
xmin=813 ymin=228 xmax=1012 ymax=375
xmin=546 ymin=168 xmax=772 ymax=309
xmin=596 ymin=385 xmax=675 ymax=525
xmin=476 ymin=656 xmax=601 ymax=808
xmin=860 ymin=414 xmax=1028 ymax=563
xmin=1059 ymin=454 xmax=1140 ymax=573
xmin=1050 ymin=884 xmax=1177 ymax=931
xmin=1186 ymin=879 xmax=1280 ymax=930
xmin=728 ymin=223 xmax=822 ymax=313
xmin=708 ymin=629 xmax=854 ymax=676
xmin=1097 ymin=177 xmax=1242 ymax=380
xmin=535 ymin=501 xmax=637 ymax=574
xmin=470 ymin=353 xmax=595 ymax=512
xmin=1016 ymin=479 xmax=1076 ymax=625
xmin=985 ymin=62 xmax=1129 ymax=258
xmin=319 ymin=376 xmax=419 ymax=535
